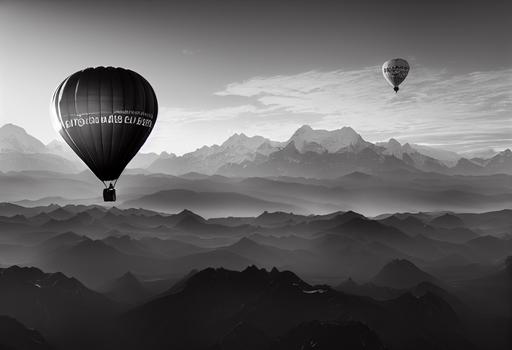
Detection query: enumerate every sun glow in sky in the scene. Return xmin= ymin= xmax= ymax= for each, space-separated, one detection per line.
xmin=0 ymin=0 xmax=510 ymax=155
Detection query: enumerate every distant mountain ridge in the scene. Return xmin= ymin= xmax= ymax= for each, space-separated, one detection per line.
xmin=149 ymin=132 xmax=281 ymax=174
xmin=288 ymin=125 xmax=370 ymax=152
xmin=100 ymin=271 xmax=150 ymax=305
xmin=121 ymin=189 xmax=303 ymax=217
xmin=148 ymin=125 xmax=471 ymax=177
xmin=372 ymin=259 xmax=439 ymax=288
xmin=0 ymin=124 xmax=80 ymax=173
xmin=2 ymin=123 xmax=511 ymax=177
xmin=0 ymin=124 xmax=47 ymax=153
xmin=143 ymin=125 xmax=512 ymax=177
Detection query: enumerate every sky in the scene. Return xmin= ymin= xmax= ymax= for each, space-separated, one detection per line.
xmin=0 ymin=0 xmax=510 ymax=155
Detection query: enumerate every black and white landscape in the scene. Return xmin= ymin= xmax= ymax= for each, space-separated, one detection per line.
xmin=1 ymin=0 xmax=511 ymax=349
xmin=2 ymin=123 xmax=512 ymax=216
xmin=0 ymin=123 xmax=511 ymax=349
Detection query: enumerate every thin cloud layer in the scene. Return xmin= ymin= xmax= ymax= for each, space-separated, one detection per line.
xmin=213 ymin=66 xmax=512 ymax=153
xmin=150 ymin=66 xmax=511 ymax=155
xmin=160 ymin=105 xmax=260 ymax=123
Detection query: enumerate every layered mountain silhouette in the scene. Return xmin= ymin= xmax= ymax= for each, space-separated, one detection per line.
xmin=451 ymin=149 xmax=512 ymax=175
xmin=0 ymin=124 xmax=47 ymax=153
xmin=372 ymin=259 xmax=439 ymax=288
xmin=2 ymin=123 xmax=511 ymax=177
xmin=288 ymin=125 xmax=371 ymax=152
xmin=122 ymin=189 xmax=302 ymax=217
xmin=149 ymin=132 xmax=281 ymax=174
xmin=33 ymin=238 xmax=171 ymax=288
xmin=2 ymin=203 xmax=512 ymax=286
xmin=100 ymin=271 xmax=150 ymax=305
xmin=116 ymin=266 xmax=470 ymax=350
xmin=146 ymin=125 xmax=511 ymax=177
xmin=2 ymin=124 xmax=512 ymax=216
xmin=0 ymin=199 xmax=510 ymax=349
xmin=0 ymin=265 xmax=118 ymax=349
xmin=0 ymin=124 xmax=80 ymax=173
xmin=337 ymin=277 xmax=403 ymax=300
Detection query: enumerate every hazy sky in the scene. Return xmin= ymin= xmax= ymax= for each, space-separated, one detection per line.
xmin=0 ymin=0 xmax=510 ymax=155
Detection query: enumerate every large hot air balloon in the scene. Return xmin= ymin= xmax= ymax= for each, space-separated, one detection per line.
xmin=382 ymin=58 xmax=409 ymax=93
xmin=51 ymin=67 xmax=158 ymax=201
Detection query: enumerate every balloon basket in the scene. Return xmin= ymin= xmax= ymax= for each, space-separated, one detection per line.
xmin=103 ymin=188 xmax=116 ymax=202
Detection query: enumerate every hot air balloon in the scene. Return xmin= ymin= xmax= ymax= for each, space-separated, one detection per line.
xmin=382 ymin=58 xmax=409 ymax=93
xmin=51 ymin=67 xmax=158 ymax=201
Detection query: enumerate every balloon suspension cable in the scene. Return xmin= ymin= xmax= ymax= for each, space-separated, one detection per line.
xmin=101 ymin=180 xmax=118 ymax=189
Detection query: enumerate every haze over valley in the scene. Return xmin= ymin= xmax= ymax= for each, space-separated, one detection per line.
xmin=0 ymin=122 xmax=510 ymax=349
xmin=2 ymin=123 xmax=512 ymax=217
xmin=0 ymin=201 xmax=510 ymax=350
xmin=1 ymin=0 xmax=511 ymax=349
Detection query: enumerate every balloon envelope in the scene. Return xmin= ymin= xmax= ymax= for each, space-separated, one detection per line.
xmin=382 ymin=58 xmax=409 ymax=92
xmin=52 ymin=67 xmax=158 ymax=182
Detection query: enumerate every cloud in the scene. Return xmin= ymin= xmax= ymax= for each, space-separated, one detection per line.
xmin=214 ymin=66 xmax=512 ymax=153
xmin=147 ymin=65 xmax=511 ymax=154
xmin=141 ymin=104 xmax=286 ymax=155
xmin=159 ymin=105 xmax=261 ymax=123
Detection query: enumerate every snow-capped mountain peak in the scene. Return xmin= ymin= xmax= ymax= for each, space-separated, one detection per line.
xmin=376 ymin=138 xmax=461 ymax=166
xmin=0 ymin=123 xmax=83 ymax=173
xmin=0 ymin=123 xmax=47 ymax=153
xmin=288 ymin=125 xmax=366 ymax=153
xmin=220 ymin=133 xmax=271 ymax=151
xmin=383 ymin=138 xmax=404 ymax=157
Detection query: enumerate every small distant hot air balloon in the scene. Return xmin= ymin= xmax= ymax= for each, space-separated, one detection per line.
xmin=382 ymin=58 xmax=410 ymax=93
xmin=51 ymin=67 xmax=158 ymax=202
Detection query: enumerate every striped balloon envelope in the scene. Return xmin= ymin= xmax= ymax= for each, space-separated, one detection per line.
xmin=51 ymin=67 xmax=158 ymax=201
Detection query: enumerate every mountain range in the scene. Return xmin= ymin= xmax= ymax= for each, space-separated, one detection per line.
xmin=0 ymin=259 xmax=507 ymax=350
xmin=0 ymin=265 xmax=118 ymax=349
xmin=371 ymin=258 xmax=440 ymax=288
xmin=116 ymin=265 xmax=475 ymax=350
xmin=148 ymin=124 xmax=512 ymax=177
xmin=0 ymin=123 xmax=510 ymax=350
xmin=2 ymin=123 xmax=510 ymax=177
xmin=0 ymin=200 xmax=509 ymax=349
xmin=1 ymin=203 xmax=511 ymax=287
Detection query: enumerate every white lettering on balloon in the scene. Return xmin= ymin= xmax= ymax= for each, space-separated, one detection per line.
xmin=63 ymin=113 xmax=153 ymax=129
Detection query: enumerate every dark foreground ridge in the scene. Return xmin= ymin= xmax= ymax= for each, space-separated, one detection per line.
xmin=114 ymin=266 xmax=470 ymax=350
xmin=0 ymin=203 xmax=510 ymax=350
